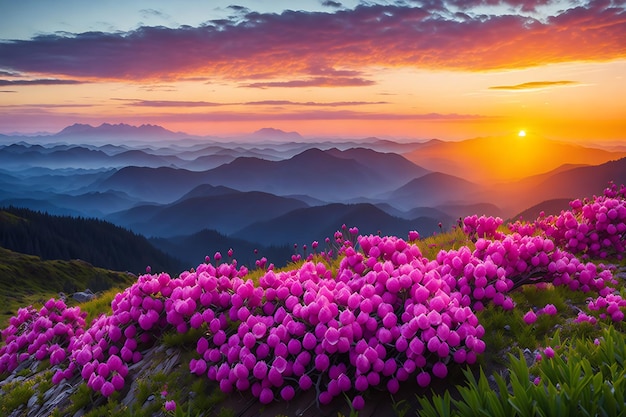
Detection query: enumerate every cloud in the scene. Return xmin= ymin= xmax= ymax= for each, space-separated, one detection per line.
xmin=0 ymin=90 xmax=17 ymax=93
xmin=118 ymin=98 xmax=388 ymax=107
xmin=139 ymin=9 xmax=170 ymax=19
xmin=489 ymin=80 xmax=580 ymax=90
xmin=243 ymin=100 xmax=388 ymax=106
xmin=322 ymin=1 xmax=343 ymax=8
xmin=138 ymin=110 xmax=492 ymax=123
xmin=0 ymin=70 xmax=20 ymax=77
xmin=121 ymin=99 xmax=226 ymax=107
xmin=0 ymin=2 xmax=623 ymax=81
xmin=0 ymin=78 xmax=84 ymax=86
xmin=243 ymin=77 xmax=376 ymax=88
xmin=446 ymin=0 xmax=555 ymax=13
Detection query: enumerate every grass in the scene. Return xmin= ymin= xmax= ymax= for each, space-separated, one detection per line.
xmin=0 ymin=379 xmax=35 ymax=415
xmin=0 ymin=246 xmax=136 ymax=327
xmin=413 ymin=227 xmax=470 ymax=260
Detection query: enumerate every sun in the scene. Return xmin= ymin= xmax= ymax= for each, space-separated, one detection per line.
xmin=518 ymin=130 xmax=526 ymax=137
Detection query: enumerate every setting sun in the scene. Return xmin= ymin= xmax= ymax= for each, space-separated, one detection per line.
xmin=518 ymin=130 xmax=527 ymax=137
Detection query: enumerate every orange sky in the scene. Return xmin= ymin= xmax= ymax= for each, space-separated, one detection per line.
xmin=0 ymin=1 xmax=625 ymax=142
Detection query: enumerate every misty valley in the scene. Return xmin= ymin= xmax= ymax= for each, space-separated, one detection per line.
xmin=1 ymin=123 xmax=626 ymax=272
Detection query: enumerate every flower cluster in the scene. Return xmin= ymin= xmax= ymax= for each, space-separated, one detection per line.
xmin=462 ymin=215 xmax=505 ymax=241
xmin=509 ymin=183 xmax=626 ymax=259
xmin=185 ymin=235 xmax=486 ymax=407
xmin=0 ymin=298 xmax=85 ymax=376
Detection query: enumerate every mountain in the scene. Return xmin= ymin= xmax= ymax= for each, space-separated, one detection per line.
xmin=383 ymin=172 xmax=485 ymax=211
xmin=0 ymin=207 xmax=184 ymax=274
xmin=108 ymin=190 xmax=309 ymax=237
xmin=435 ymin=203 xmax=504 ymax=221
xmin=201 ymin=148 xmax=429 ymax=201
xmin=55 ymin=123 xmax=191 ymax=141
xmin=150 ymin=229 xmax=292 ymax=268
xmin=0 ymin=143 xmax=186 ymax=169
xmin=250 ymin=127 xmax=303 ymax=141
xmin=325 ymin=147 xmax=430 ymax=184
xmin=97 ymin=147 xmax=428 ymax=204
xmin=402 ymin=135 xmax=626 ymax=184
xmin=509 ymin=198 xmax=572 ymax=222
xmin=494 ymin=157 xmax=626 ymax=216
xmin=233 ymin=203 xmax=441 ymax=246
xmin=97 ymin=166 xmax=209 ymax=203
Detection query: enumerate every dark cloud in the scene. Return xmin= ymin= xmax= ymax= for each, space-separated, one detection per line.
xmin=489 ymin=80 xmax=579 ymax=90
xmin=446 ymin=0 xmax=555 ymax=13
xmin=0 ymin=78 xmax=84 ymax=86
xmin=321 ymin=1 xmax=343 ymax=8
xmin=0 ymin=2 xmax=622 ymax=82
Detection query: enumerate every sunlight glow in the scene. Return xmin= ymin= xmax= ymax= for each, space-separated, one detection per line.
xmin=518 ymin=130 xmax=526 ymax=137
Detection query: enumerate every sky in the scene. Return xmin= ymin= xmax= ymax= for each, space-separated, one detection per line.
xmin=0 ymin=0 xmax=625 ymax=142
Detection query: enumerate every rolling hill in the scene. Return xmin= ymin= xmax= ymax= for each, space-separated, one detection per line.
xmin=0 ymin=246 xmax=136 ymax=326
xmin=493 ymin=157 xmax=626 ymax=216
xmin=383 ymin=172 xmax=485 ymax=211
xmin=0 ymin=207 xmax=184 ymax=274
xmin=233 ymin=203 xmax=442 ymax=246
xmin=107 ymin=189 xmax=309 ymax=237
xmin=149 ymin=229 xmax=292 ymax=268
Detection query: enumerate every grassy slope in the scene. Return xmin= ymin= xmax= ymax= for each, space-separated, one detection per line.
xmin=0 ymin=246 xmax=136 ymax=327
xmin=1 ymin=229 xmax=625 ymax=416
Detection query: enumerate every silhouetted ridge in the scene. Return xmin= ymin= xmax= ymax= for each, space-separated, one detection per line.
xmin=0 ymin=207 xmax=183 ymax=274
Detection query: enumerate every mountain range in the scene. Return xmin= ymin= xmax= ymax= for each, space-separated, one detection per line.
xmin=1 ymin=123 xmax=624 ymax=270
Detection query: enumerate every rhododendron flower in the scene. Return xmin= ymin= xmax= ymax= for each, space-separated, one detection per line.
xmin=164 ymin=400 xmax=176 ymax=412
xmin=523 ymin=310 xmax=537 ymax=324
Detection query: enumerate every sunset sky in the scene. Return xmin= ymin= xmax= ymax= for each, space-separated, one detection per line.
xmin=0 ymin=0 xmax=624 ymax=142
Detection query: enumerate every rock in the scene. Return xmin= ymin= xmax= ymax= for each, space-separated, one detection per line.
xmin=27 ymin=393 xmax=38 ymax=408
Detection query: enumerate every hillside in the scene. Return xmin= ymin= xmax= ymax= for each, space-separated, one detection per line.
xmin=150 ymin=229 xmax=292 ymax=267
xmin=383 ymin=172 xmax=485 ymax=210
xmin=0 ymin=246 xmax=135 ymax=326
xmin=233 ymin=203 xmax=440 ymax=246
xmin=0 ymin=207 xmax=184 ymax=274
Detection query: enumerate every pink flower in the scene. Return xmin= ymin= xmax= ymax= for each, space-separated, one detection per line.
xmin=523 ymin=310 xmax=537 ymax=325
xmin=164 ymin=400 xmax=176 ymax=412
xmin=352 ymin=395 xmax=365 ymax=410
xmin=543 ymin=304 xmax=558 ymax=316
xmin=416 ymin=371 xmax=431 ymax=387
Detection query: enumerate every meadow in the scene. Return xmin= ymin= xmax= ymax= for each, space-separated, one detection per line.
xmin=1 ymin=183 xmax=625 ymax=417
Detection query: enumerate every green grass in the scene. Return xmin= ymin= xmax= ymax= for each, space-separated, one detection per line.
xmin=0 ymin=246 xmax=136 ymax=327
xmin=414 ymin=227 xmax=470 ymax=260
xmin=0 ymin=379 xmax=35 ymax=414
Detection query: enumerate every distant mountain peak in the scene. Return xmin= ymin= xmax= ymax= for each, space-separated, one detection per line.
xmin=54 ymin=123 xmax=185 ymax=139
xmin=251 ymin=127 xmax=303 ymax=140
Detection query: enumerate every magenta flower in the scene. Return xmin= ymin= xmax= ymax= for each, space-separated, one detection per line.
xmin=352 ymin=395 xmax=365 ymax=410
xmin=164 ymin=400 xmax=176 ymax=412
xmin=523 ymin=310 xmax=537 ymax=324
xmin=542 ymin=304 xmax=558 ymax=316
